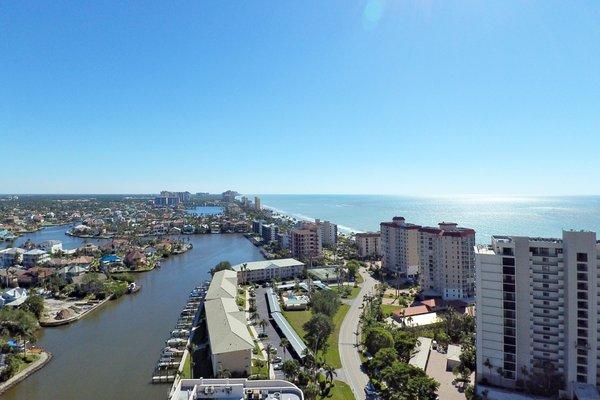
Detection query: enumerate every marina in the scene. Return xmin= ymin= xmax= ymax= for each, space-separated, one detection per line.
xmin=1 ymin=232 xmax=265 ymax=400
xmin=152 ymin=284 xmax=208 ymax=384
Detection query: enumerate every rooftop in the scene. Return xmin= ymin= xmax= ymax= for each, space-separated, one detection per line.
xmin=231 ymin=258 xmax=304 ymax=272
xmin=174 ymin=378 xmax=304 ymax=400
xmin=205 ymin=270 xmax=237 ymax=300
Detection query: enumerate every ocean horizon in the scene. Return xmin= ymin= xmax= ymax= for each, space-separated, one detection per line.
xmin=250 ymin=194 xmax=600 ymax=243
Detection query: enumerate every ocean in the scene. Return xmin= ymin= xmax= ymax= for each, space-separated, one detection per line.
xmin=253 ymin=195 xmax=600 ymax=243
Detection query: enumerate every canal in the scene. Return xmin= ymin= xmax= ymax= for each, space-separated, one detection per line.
xmin=3 ymin=229 xmax=264 ymax=400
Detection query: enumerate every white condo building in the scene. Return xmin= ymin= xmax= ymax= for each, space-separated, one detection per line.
xmin=315 ymin=219 xmax=338 ymax=246
xmin=475 ymin=230 xmax=600 ymax=399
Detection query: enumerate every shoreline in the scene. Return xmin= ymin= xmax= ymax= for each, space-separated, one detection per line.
xmin=40 ymin=296 xmax=112 ymax=327
xmin=0 ymin=351 xmax=52 ymax=395
xmin=263 ymin=204 xmax=363 ymax=234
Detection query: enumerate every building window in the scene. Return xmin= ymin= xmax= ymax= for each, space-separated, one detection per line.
xmin=577 ymin=253 xmax=588 ymax=262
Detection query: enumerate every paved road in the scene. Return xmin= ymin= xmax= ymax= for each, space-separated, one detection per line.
xmin=338 ymin=268 xmax=378 ymax=400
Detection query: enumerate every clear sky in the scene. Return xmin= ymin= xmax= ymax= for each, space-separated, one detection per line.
xmin=2 ymin=1 xmax=599 ymax=195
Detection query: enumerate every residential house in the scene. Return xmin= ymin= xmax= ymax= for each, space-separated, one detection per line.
xmin=39 ymin=240 xmax=63 ymax=254
xmin=22 ymin=249 xmax=49 ymax=268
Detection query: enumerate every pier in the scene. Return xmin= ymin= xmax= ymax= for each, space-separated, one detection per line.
xmin=151 ymin=283 xmax=208 ymax=384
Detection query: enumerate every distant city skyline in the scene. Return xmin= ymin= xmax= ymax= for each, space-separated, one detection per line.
xmin=2 ymin=1 xmax=600 ymax=195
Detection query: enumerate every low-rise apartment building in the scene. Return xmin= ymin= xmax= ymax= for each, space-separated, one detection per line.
xmin=204 ymin=270 xmax=253 ymax=377
xmin=232 ymin=258 xmax=304 ymax=284
xmin=355 ymin=232 xmax=381 ymax=258
xmin=475 ymin=231 xmax=600 ymax=399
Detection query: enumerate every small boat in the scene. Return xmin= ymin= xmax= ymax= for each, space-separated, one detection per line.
xmin=127 ymin=282 xmax=141 ymax=294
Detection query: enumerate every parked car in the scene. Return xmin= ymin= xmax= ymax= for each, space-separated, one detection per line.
xmin=273 ymin=356 xmax=282 ymax=363
xmin=365 ymin=381 xmax=379 ymax=398
xmin=273 ymin=363 xmax=283 ymax=370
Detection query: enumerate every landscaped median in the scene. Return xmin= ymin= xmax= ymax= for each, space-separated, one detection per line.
xmin=282 ymin=304 xmax=350 ymax=368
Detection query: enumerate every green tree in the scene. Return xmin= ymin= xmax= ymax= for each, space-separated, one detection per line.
xmin=370 ymin=347 xmax=398 ymax=375
xmin=346 ymin=260 xmax=360 ymax=284
xmin=310 ymin=290 xmax=340 ymax=317
xmin=304 ymin=313 xmax=334 ymax=353
xmin=381 ymin=361 xmax=439 ymax=400
xmin=282 ymin=359 xmax=300 ymax=382
xmin=364 ymin=326 xmax=394 ymax=355
xmin=303 ymin=382 xmax=320 ymax=400
xmin=22 ymin=294 xmax=44 ymax=319
xmin=392 ymin=330 xmax=418 ymax=362
xmin=210 ymin=260 xmax=232 ymax=276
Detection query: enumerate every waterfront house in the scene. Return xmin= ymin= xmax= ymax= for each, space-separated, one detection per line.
xmin=100 ymin=254 xmax=122 ymax=270
xmin=124 ymin=250 xmax=147 ymax=269
xmin=39 ymin=240 xmax=63 ymax=254
xmin=1 ymin=287 xmax=28 ymax=306
xmin=0 ymin=248 xmax=25 ymax=267
xmin=0 ymin=229 xmax=16 ymax=241
xmin=77 ymin=243 xmax=100 ymax=255
xmin=22 ymin=249 xmax=49 ymax=268
xmin=58 ymin=265 xmax=89 ymax=282
xmin=0 ymin=267 xmax=26 ymax=288
xmin=18 ymin=267 xmax=54 ymax=287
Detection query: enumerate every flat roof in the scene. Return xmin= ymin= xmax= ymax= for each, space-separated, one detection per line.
xmin=266 ymin=288 xmax=282 ymax=314
xmin=271 ymin=312 xmax=307 ymax=359
xmin=409 ymin=337 xmax=431 ymax=370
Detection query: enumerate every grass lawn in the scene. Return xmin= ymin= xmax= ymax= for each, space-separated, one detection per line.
xmin=282 ymin=304 xmax=350 ymax=368
xmin=14 ymin=354 xmax=40 ymax=375
xmin=381 ymin=304 xmax=403 ymax=316
xmin=355 ymin=273 xmax=364 ymax=284
xmin=251 ymin=358 xmax=269 ymax=378
xmin=318 ymin=380 xmax=355 ymax=400
xmin=181 ymin=352 xmax=192 ymax=379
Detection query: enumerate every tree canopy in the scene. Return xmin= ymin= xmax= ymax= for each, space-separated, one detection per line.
xmin=310 ymin=290 xmax=341 ymax=317
xmin=210 ymin=260 xmax=232 ymax=276
xmin=381 ymin=361 xmax=439 ymax=400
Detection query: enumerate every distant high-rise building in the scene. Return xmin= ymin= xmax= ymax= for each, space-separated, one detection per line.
xmin=315 ymin=219 xmax=337 ymax=246
xmin=290 ymin=222 xmax=322 ymax=261
xmin=475 ymin=231 xmax=600 ymax=399
xmin=355 ymin=232 xmax=381 ymax=259
xmin=254 ymin=196 xmax=261 ymax=211
xmin=222 ymin=190 xmax=238 ymax=202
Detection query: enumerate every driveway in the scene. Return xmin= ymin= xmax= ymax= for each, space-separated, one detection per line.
xmin=338 ymin=268 xmax=378 ymax=400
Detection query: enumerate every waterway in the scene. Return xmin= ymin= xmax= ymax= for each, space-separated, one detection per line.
xmin=186 ymin=206 xmax=224 ymax=216
xmin=3 ymin=229 xmax=264 ymax=400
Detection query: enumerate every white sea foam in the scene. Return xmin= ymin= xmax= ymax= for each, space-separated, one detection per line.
xmin=264 ymin=204 xmax=362 ymax=234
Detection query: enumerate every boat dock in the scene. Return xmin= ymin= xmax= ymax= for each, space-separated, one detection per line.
xmin=151 ymin=283 xmax=208 ymax=384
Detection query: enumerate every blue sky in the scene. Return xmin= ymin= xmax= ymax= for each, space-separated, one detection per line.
xmin=2 ymin=1 xmax=599 ymax=195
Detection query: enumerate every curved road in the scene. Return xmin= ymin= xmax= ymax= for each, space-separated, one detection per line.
xmin=338 ymin=268 xmax=378 ymax=400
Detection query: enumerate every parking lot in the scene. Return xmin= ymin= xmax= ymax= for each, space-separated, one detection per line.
xmin=254 ymin=286 xmax=290 ymax=379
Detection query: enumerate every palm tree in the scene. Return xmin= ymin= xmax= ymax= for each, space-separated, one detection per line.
xmin=259 ymin=319 xmax=268 ymax=335
xmin=304 ymin=382 xmax=320 ymax=400
xmin=280 ymin=338 xmax=290 ymax=360
xmin=323 ymin=363 xmax=337 ymax=385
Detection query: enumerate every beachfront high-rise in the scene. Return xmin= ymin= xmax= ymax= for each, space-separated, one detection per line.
xmin=315 ymin=219 xmax=338 ymax=246
xmin=475 ymin=231 xmax=600 ymax=399
xmin=254 ymin=196 xmax=261 ymax=211
xmin=380 ymin=217 xmax=475 ymax=300
xmin=290 ymin=222 xmax=322 ymax=261
xmin=355 ymin=232 xmax=381 ymax=259
xmin=380 ymin=217 xmax=420 ymax=277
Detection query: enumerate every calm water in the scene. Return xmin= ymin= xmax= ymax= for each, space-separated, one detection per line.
xmin=186 ymin=206 xmax=224 ymax=216
xmin=256 ymin=195 xmax=600 ymax=242
xmin=3 ymin=232 xmax=264 ymax=400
